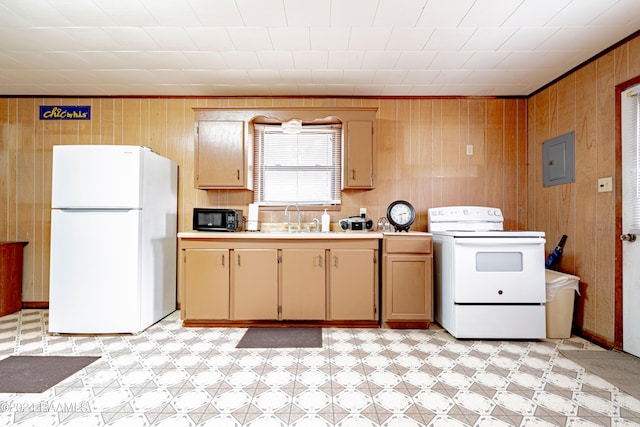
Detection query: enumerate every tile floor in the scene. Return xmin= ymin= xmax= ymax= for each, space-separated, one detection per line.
xmin=1 ymin=309 xmax=639 ymax=427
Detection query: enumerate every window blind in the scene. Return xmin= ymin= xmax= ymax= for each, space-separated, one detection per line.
xmin=622 ymin=86 xmax=640 ymax=233
xmin=253 ymin=124 xmax=342 ymax=205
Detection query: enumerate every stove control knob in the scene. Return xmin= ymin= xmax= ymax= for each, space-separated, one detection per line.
xmin=463 ymin=209 xmax=469 ymax=215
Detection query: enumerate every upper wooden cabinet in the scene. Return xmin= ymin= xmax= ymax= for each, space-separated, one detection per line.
xmin=344 ymin=120 xmax=375 ymax=189
xmin=195 ymin=120 xmax=247 ymax=189
xmin=193 ymin=107 xmax=377 ymax=191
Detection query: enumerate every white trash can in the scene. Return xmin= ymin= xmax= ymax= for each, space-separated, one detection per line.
xmin=545 ymin=269 xmax=580 ymax=339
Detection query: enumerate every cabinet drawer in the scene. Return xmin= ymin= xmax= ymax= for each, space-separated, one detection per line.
xmin=384 ymin=236 xmax=432 ymax=254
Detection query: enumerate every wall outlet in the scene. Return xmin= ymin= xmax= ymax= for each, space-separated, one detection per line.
xmin=466 ymin=145 xmax=473 ymax=155
xmin=598 ymin=177 xmax=613 ymax=192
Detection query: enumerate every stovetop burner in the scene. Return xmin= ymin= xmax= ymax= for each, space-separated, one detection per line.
xmin=427 ymin=206 xmax=544 ymax=237
xmin=428 ymin=206 xmax=504 ymax=233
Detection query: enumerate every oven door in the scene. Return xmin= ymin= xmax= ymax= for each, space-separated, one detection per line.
xmin=453 ymin=237 xmax=545 ymax=303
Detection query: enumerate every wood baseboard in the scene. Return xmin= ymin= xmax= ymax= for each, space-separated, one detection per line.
xmin=383 ymin=320 xmax=431 ymax=329
xmin=183 ymin=319 xmax=380 ymax=328
xmin=22 ymin=302 xmax=49 ymax=309
xmin=572 ymin=326 xmax=615 ymax=349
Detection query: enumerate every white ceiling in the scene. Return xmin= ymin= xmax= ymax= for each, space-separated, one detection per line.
xmin=1 ymin=0 xmax=639 ymax=97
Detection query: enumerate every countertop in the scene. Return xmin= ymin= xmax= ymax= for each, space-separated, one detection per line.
xmin=178 ymin=231 xmax=432 ymax=239
xmin=381 ymin=231 xmax=432 ymax=236
xmin=178 ymin=231 xmax=384 ymax=239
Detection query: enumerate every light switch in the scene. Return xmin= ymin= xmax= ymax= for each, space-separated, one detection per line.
xmin=598 ymin=177 xmax=613 ymax=192
xmin=466 ymin=145 xmax=473 ymax=155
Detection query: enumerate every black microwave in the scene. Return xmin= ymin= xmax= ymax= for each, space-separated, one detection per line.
xmin=193 ymin=208 xmax=243 ymax=232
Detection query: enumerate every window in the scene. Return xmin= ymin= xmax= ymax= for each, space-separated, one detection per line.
xmin=253 ymin=123 xmax=342 ymax=205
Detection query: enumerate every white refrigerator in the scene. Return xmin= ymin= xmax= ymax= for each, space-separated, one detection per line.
xmin=48 ymin=145 xmax=178 ymax=334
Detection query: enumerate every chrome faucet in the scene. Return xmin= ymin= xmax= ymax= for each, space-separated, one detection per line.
xmin=284 ymin=204 xmax=301 ymax=232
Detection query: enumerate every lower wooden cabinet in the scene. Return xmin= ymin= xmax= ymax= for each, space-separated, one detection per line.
xmin=178 ymin=236 xmax=379 ymax=326
xmin=382 ymin=233 xmax=433 ymax=328
xmin=280 ymin=249 xmax=326 ymax=320
xmin=328 ymin=249 xmax=376 ymax=320
xmin=182 ymin=249 xmax=229 ymax=320
xmin=231 ymin=249 xmax=278 ymax=320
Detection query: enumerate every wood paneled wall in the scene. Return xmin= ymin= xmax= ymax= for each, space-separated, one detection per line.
xmin=4 ymin=32 xmax=639 ymax=346
xmin=528 ymin=35 xmax=640 ymax=346
xmin=1 ymin=96 xmax=527 ymax=305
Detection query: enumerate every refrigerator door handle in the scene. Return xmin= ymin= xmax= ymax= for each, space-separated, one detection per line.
xmin=58 ymin=208 xmax=139 ymax=212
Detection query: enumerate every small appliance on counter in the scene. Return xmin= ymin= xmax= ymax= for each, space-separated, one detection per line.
xmin=377 ymin=217 xmax=391 ymax=232
xmin=193 ymin=208 xmax=243 ymax=232
xmin=339 ymin=215 xmax=374 ymax=232
xmin=246 ymin=203 xmax=260 ymax=231
xmin=386 ymin=200 xmax=416 ymax=232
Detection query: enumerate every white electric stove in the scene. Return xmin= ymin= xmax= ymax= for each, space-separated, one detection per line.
xmin=428 ymin=206 xmax=546 ymax=339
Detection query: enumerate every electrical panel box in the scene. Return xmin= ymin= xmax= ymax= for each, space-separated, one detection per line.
xmin=543 ymin=131 xmax=575 ymax=187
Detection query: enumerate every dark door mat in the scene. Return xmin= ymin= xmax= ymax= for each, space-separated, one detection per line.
xmin=237 ymin=327 xmax=322 ymax=348
xmin=560 ymin=349 xmax=640 ymax=398
xmin=0 ymin=355 xmax=100 ymax=393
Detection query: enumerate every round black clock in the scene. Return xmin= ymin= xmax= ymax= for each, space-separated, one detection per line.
xmin=386 ymin=200 xmax=415 ymax=232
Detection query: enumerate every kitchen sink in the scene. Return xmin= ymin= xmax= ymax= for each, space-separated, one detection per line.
xmin=256 ymin=230 xmax=336 ymax=234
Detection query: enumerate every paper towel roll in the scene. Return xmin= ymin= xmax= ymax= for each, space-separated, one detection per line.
xmin=247 ymin=203 xmax=259 ymax=231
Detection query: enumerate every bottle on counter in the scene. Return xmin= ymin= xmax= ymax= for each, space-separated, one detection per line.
xmin=321 ymin=209 xmax=330 ymax=232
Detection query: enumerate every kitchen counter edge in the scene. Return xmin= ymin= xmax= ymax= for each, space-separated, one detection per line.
xmin=178 ymin=231 xmax=432 ymax=240
xmin=178 ymin=231 xmax=384 ymax=240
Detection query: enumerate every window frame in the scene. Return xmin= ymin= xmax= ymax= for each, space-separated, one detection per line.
xmin=252 ymin=122 xmax=343 ymax=207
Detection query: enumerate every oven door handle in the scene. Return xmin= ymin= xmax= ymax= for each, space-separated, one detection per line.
xmin=455 ymin=238 xmax=546 ymax=246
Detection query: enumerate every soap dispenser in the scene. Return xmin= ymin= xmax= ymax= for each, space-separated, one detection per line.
xmin=321 ymin=209 xmax=330 ymax=232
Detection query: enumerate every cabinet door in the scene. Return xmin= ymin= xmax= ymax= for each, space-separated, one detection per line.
xmin=383 ymin=254 xmax=432 ymax=321
xmin=183 ymin=249 xmax=229 ymax=320
xmin=328 ymin=249 xmax=376 ymax=320
xmin=196 ymin=120 xmax=245 ymax=188
xmin=280 ymin=249 xmax=326 ymax=320
xmin=231 ymin=249 xmax=278 ymax=320
xmin=344 ymin=120 xmax=374 ymax=189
